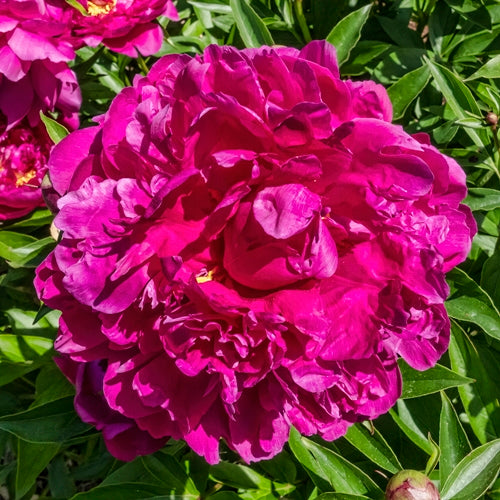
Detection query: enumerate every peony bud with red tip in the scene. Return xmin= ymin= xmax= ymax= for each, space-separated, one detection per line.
xmin=385 ymin=470 xmax=440 ymax=500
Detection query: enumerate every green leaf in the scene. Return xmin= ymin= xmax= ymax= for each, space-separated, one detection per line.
xmin=341 ymin=41 xmax=390 ymax=76
xmin=4 ymin=209 xmax=52 ymax=229
xmin=100 ymin=459 xmax=164 ymax=487
xmin=471 ymin=234 xmax=497 ymax=258
xmin=376 ymin=16 xmax=423 ymax=49
xmin=326 ymin=4 xmax=372 ymax=65
xmin=454 ymin=28 xmax=500 ymax=60
xmin=288 ymin=427 xmax=383 ymax=496
xmin=288 ymin=428 xmax=336 ymax=492
xmin=389 ymin=402 xmax=434 ymax=455
xmin=0 ymin=232 xmax=54 ymax=268
xmin=449 ymin=323 xmax=500 ymax=443
xmin=0 ymin=334 xmax=52 ymax=363
xmin=316 ymin=495 xmax=371 ymax=500
xmin=208 ymin=493 xmax=242 ymax=500
xmin=39 ymin=112 xmax=69 ymax=145
xmin=454 ymin=117 xmax=485 ymax=129
xmin=399 ymin=360 xmax=473 ymax=399
xmin=0 ymin=462 xmax=16 ymax=489
xmin=343 ymin=422 xmax=402 ymax=474
xmin=10 ymin=237 xmax=54 ymax=268
xmin=428 ymin=1 xmax=459 ymax=56
xmin=229 ymin=0 xmax=274 ymax=48
xmin=467 ymin=55 xmax=500 ymax=80
xmin=446 ymin=268 xmax=500 ymax=341
xmin=480 ymin=208 xmax=500 ymax=237
xmin=445 ymin=0 xmax=492 ymax=30
xmin=387 ymin=65 xmax=430 ymax=120
xmin=0 ymin=391 xmax=21 ymax=418
xmin=0 ymin=232 xmax=37 ymax=261
xmin=465 ymin=188 xmax=500 ymax=211
xmin=0 ymin=397 xmax=90 ymax=443
xmin=33 ymin=363 xmax=75 ymax=406
xmin=0 ymin=361 xmax=45 ymax=387
xmin=73 ymin=46 xmax=105 ymax=75
xmin=48 ymin=454 xmax=77 ymax=499
xmin=474 ymin=83 xmax=500 ymax=113
xmin=481 ymin=249 xmax=500 ymax=308
xmin=425 ymin=433 xmax=440 ymax=477
xmin=257 ymin=451 xmax=296 ymax=484
xmin=141 ymin=455 xmax=199 ymax=496
xmin=6 ymin=307 xmax=59 ymax=334
xmin=439 ymin=391 xmax=472 ymax=484
xmin=92 ymin=63 xmax=125 ymax=94
xmin=209 ymin=462 xmax=273 ymax=490
xmin=64 ymin=0 xmax=88 ymax=15
xmin=426 ymin=58 xmax=491 ymax=150
xmin=15 ymin=440 xmax=59 ymax=500
xmin=441 ymin=439 xmax=500 ymax=500
xmin=188 ymin=0 xmax=232 ymax=14
xmin=70 ymin=483 xmax=176 ymax=500
xmin=274 ymin=0 xmax=294 ymax=27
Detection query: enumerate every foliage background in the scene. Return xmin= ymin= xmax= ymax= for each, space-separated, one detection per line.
xmin=1 ymin=0 xmax=500 ymax=498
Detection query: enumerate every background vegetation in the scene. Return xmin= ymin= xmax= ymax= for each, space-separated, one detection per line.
xmin=1 ymin=0 xmax=500 ymax=498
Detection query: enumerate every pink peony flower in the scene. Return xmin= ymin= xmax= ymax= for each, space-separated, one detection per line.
xmin=69 ymin=0 xmax=179 ymax=57
xmin=0 ymin=0 xmax=81 ymax=130
xmin=35 ymin=41 xmax=476 ymax=464
xmin=0 ymin=121 xmax=52 ymax=220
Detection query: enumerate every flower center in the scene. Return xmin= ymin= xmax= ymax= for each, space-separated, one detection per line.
xmin=195 ymin=268 xmax=219 ymax=284
xmin=87 ymin=0 xmax=116 ymax=16
xmin=15 ymin=169 xmax=37 ymax=187
xmin=0 ymin=124 xmax=50 ymax=192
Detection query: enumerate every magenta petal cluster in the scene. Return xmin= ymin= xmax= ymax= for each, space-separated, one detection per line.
xmin=36 ymin=41 xmax=476 ymax=464
xmin=0 ymin=0 xmax=80 ymax=220
xmin=70 ymin=0 xmax=178 ymax=57
xmin=0 ymin=0 xmax=81 ymax=130
xmin=0 ymin=121 xmax=53 ymax=220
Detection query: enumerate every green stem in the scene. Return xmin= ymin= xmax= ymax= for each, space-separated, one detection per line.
xmin=493 ymin=129 xmax=500 ymax=179
xmin=294 ymin=0 xmax=312 ymax=44
xmin=20 ymin=376 xmax=36 ymax=388
xmin=136 ymin=54 xmax=150 ymax=76
xmin=492 ymin=127 xmax=500 ymax=157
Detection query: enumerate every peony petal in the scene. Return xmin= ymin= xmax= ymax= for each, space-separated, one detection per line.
xmin=253 ymin=184 xmax=321 ymax=239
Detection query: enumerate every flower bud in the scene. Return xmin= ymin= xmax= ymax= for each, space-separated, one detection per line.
xmin=385 ymin=470 xmax=440 ymax=500
xmin=486 ymin=112 xmax=498 ymax=128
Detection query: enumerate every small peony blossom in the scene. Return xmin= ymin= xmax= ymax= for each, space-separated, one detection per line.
xmin=69 ymin=0 xmax=179 ymax=57
xmin=36 ymin=41 xmax=476 ymax=464
xmin=0 ymin=121 xmax=52 ymax=220
xmin=0 ymin=0 xmax=81 ymax=130
xmin=385 ymin=470 xmax=440 ymax=500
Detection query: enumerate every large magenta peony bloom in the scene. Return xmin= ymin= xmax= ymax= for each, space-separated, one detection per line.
xmin=0 ymin=0 xmax=81 ymax=130
xmin=69 ymin=0 xmax=178 ymax=57
xmin=0 ymin=121 xmax=53 ymax=220
xmin=35 ymin=41 xmax=476 ymax=464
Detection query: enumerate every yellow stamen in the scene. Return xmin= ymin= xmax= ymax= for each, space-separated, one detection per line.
xmin=15 ymin=169 xmax=37 ymax=187
xmin=87 ymin=0 xmax=116 ymax=16
xmin=196 ymin=269 xmax=216 ymax=284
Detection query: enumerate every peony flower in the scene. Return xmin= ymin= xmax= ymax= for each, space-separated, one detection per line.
xmin=0 ymin=121 xmax=52 ymax=220
xmin=35 ymin=41 xmax=476 ymax=464
xmin=68 ymin=0 xmax=179 ymax=57
xmin=0 ymin=0 xmax=81 ymax=130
